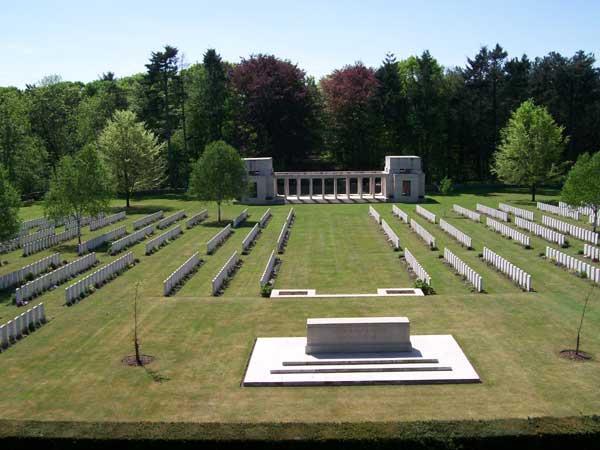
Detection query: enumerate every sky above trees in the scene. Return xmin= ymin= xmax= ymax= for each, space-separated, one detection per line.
xmin=2 ymin=0 xmax=599 ymax=87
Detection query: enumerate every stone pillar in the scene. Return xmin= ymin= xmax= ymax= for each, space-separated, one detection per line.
xmin=358 ymin=177 xmax=363 ymax=198
xmin=334 ymin=178 xmax=338 ymax=200
xmin=297 ymin=177 xmax=301 ymax=198
xmin=285 ymin=178 xmax=290 ymax=197
xmin=273 ymin=177 xmax=278 ymax=197
xmin=321 ymin=177 xmax=325 ymax=199
xmin=346 ymin=177 xmax=350 ymax=199
xmin=309 ymin=178 xmax=313 ymax=200
xmin=370 ymin=177 xmax=374 ymax=197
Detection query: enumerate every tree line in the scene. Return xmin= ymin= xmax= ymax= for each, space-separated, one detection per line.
xmin=1 ymin=44 xmax=599 ymax=197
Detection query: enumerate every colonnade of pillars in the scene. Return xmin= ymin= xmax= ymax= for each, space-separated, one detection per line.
xmin=276 ymin=176 xmax=386 ymax=200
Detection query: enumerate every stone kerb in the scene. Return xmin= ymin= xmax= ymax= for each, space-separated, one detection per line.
xmin=145 ymin=225 xmax=183 ymax=255
xmin=514 ymin=217 xmax=565 ymax=246
xmin=232 ymin=209 xmax=249 ymax=228
xmin=439 ymin=219 xmax=472 ymax=249
xmin=259 ymin=209 xmax=272 ymax=228
xmin=133 ymin=210 xmax=164 ymax=230
xmin=242 ymin=224 xmax=261 ymax=254
xmin=498 ymin=203 xmax=534 ymax=221
xmin=211 ymin=250 xmax=240 ymax=295
xmin=410 ymin=219 xmax=436 ymax=249
xmin=392 ymin=205 xmax=408 ymax=223
xmin=207 ymin=224 xmax=233 ymax=255
xmin=65 ymin=252 xmax=135 ymax=305
xmin=163 ymin=251 xmax=202 ymax=296
xmin=186 ymin=210 xmax=208 ymax=229
xmin=0 ymin=303 xmax=46 ymax=352
xmin=157 ymin=210 xmax=186 ymax=230
xmin=546 ymin=246 xmax=600 ymax=284
xmin=542 ymin=215 xmax=599 ymax=245
xmin=109 ymin=225 xmax=155 ymax=255
xmin=416 ymin=205 xmax=436 ymax=224
xmin=22 ymin=227 xmax=79 ymax=256
xmin=444 ymin=248 xmax=482 ymax=292
xmin=380 ymin=219 xmax=400 ymax=250
xmin=537 ymin=202 xmax=580 ymax=220
xmin=368 ymin=205 xmax=381 ymax=224
xmin=78 ymin=226 xmax=127 ymax=255
xmin=404 ymin=247 xmax=431 ymax=285
xmin=476 ymin=204 xmax=508 ymax=222
xmin=89 ymin=211 xmax=126 ymax=231
xmin=482 ymin=247 xmax=531 ymax=291
xmin=485 ymin=217 xmax=530 ymax=247
xmin=15 ymin=253 xmax=98 ymax=305
xmin=0 ymin=253 xmax=60 ymax=290
xmin=260 ymin=250 xmax=277 ymax=289
xmin=453 ymin=204 xmax=481 ymax=222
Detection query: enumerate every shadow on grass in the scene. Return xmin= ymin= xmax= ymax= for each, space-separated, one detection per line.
xmin=144 ymin=365 xmax=170 ymax=383
xmin=202 ymin=220 xmax=235 ymax=229
xmin=121 ymin=204 xmax=178 ymax=215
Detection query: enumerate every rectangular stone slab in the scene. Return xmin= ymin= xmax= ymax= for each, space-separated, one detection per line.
xmin=305 ymin=317 xmax=411 ymax=354
xmin=243 ymin=335 xmax=481 ymax=386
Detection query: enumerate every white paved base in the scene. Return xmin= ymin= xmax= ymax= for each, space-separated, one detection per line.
xmin=271 ymin=288 xmax=424 ymax=298
xmin=243 ymin=335 xmax=480 ymax=386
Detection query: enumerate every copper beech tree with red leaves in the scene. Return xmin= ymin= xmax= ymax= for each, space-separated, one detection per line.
xmin=321 ymin=63 xmax=380 ymax=169
xmin=230 ymin=54 xmax=320 ymax=169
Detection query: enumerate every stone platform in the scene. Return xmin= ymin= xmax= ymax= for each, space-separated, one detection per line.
xmin=242 ymin=335 xmax=480 ymax=386
xmin=270 ymin=288 xmax=424 ymax=298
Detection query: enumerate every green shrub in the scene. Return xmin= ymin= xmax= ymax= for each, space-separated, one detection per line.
xmin=415 ymin=279 xmax=434 ymax=295
xmin=260 ymin=284 xmax=272 ymax=298
xmin=439 ymin=176 xmax=453 ymax=195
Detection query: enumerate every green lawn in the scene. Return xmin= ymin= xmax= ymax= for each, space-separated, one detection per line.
xmin=0 ymin=189 xmax=599 ymax=425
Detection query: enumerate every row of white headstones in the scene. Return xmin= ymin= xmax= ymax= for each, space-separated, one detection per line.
xmin=0 ymin=303 xmax=46 ymax=352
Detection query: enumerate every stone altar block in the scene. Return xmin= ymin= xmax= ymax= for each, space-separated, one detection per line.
xmin=305 ymin=317 xmax=412 ymax=354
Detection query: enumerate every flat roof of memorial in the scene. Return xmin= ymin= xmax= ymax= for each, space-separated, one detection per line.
xmin=274 ymin=170 xmax=384 ymax=176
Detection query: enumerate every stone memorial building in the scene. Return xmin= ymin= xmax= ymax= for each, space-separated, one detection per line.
xmin=242 ymin=155 xmax=425 ymax=204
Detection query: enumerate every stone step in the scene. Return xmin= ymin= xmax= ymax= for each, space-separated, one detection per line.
xmin=283 ymin=358 xmax=439 ymax=366
xmin=270 ymin=366 xmax=453 ymax=374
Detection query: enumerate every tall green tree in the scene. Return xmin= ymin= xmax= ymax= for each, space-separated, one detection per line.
xmin=398 ymin=51 xmax=448 ymax=181
xmin=374 ymin=53 xmax=405 ymax=159
xmin=99 ymin=110 xmax=165 ymax=208
xmin=188 ymin=141 xmax=247 ymax=222
xmin=203 ymin=49 xmax=228 ymax=142
xmin=142 ymin=45 xmax=183 ymax=186
xmin=26 ymin=77 xmax=82 ymax=172
xmin=0 ymin=87 xmax=49 ymax=194
xmin=77 ymin=73 xmax=127 ymax=148
xmin=492 ymin=99 xmax=567 ymax=201
xmin=0 ymin=163 xmax=21 ymax=241
xmin=44 ymin=145 xmax=113 ymax=244
xmin=562 ymin=151 xmax=600 ymax=232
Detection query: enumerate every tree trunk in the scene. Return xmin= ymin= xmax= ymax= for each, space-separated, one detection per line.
xmin=576 ymin=286 xmax=592 ymax=356
xmin=593 ymin=207 xmax=598 ymax=234
xmin=126 ymin=190 xmax=130 ymax=209
xmin=217 ymin=201 xmax=221 ymax=223
xmin=133 ymin=283 xmax=142 ymax=366
xmin=77 ymin=214 xmax=82 ymax=245
xmin=531 ymin=184 xmax=536 ymax=202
